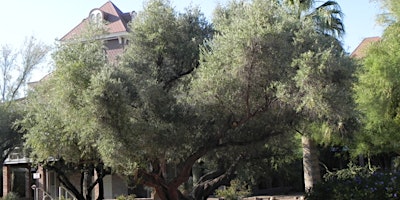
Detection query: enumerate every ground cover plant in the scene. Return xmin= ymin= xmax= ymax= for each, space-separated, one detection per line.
xmin=306 ymin=164 xmax=400 ymax=199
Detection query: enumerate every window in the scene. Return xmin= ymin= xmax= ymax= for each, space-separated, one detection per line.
xmin=89 ymin=9 xmax=103 ymax=24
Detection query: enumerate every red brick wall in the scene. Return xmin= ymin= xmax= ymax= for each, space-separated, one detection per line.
xmin=37 ymin=165 xmax=46 ymax=200
xmin=2 ymin=165 xmax=10 ymax=197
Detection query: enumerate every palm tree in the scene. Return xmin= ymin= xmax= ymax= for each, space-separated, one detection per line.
xmin=285 ymin=0 xmax=345 ymax=192
xmin=310 ymin=1 xmax=344 ymax=37
xmin=287 ymin=0 xmax=344 ymax=37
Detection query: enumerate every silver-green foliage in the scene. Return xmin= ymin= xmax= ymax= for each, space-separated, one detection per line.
xmin=20 ymin=24 xmax=108 ymax=164
xmin=191 ymin=0 xmax=355 ymax=142
xmin=86 ymin=0 xmax=213 ymax=173
xmin=215 ymin=179 xmax=251 ymax=200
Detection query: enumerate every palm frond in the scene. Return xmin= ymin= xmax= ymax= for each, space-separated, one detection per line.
xmin=310 ymin=0 xmax=345 ymax=38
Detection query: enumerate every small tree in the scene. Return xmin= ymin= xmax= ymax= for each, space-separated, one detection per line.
xmin=19 ymin=26 xmax=110 ymax=200
xmin=0 ymin=37 xmax=50 ymax=102
xmin=0 ymin=36 xmax=49 ymax=162
xmin=284 ymin=0 xmax=350 ymax=191
xmin=353 ymin=0 xmax=400 ymax=163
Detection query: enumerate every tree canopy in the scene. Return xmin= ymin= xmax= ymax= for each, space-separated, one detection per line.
xmin=89 ymin=0 xmax=355 ymax=199
xmin=353 ymin=0 xmax=400 ymax=156
xmin=0 ymin=37 xmax=49 ymax=163
xmin=19 ymin=0 xmax=356 ymax=199
xmin=195 ymin=0 xmax=354 ymax=144
xmin=19 ymin=26 xmax=110 ymax=200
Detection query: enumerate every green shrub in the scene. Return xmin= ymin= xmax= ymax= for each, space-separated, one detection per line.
xmin=116 ymin=194 xmax=136 ymax=200
xmin=215 ymin=179 xmax=251 ymax=200
xmin=306 ymin=164 xmax=400 ymax=200
xmin=2 ymin=192 xmax=20 ymax=200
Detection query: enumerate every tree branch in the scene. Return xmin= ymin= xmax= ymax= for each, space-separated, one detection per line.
xmin=193 ymin=155 xmax=241 ymax=200
xmin=170 ymin=145 xmax=211 ymax=188
xmin=46 ymin=160 xmax=85 ymax=200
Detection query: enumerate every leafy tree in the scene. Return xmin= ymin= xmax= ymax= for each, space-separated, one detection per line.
xmin=0 ymin=103 xmax=23 ymax=163
xmin=0 ymin=37 xmax=50 ymax=102
xmin=353 ymin=0 xmax=400 ymax=161
xmin=84 ymin=1 xmax=218 ymax=199
xmin=0 ymin=37 xmax=49 ymax=161
xmin=83 ymin=0 xmax=356 ymax=200
xmin=19 ymin=26 xmax=110 ymax=200
xmin=19 ymin=1 xmax=355 ymax=200
xmin=284 ymin=0 xmax=348 ymax=191
xmin=286 ymin=0 xmax=344 ymax=37
xmin=195 ymin=0 xmax=355 ymax=193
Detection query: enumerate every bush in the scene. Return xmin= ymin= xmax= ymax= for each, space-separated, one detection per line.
xmin=1 ymin=192 xmax=20 ymax=200
xmin=306 ymin=164 xmax=400 ymax=200
xmin=215 ymin=179 xmax=251 ymax=200
xmin=116 ymin=194 xmax=136 ymax=200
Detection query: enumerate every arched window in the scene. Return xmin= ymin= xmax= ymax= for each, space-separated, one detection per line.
xmin=89 ymin=9 xmax=103 ymax=24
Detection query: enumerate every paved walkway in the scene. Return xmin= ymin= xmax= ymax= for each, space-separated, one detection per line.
xmin=208 ymin=194 xmax=305 ymax=200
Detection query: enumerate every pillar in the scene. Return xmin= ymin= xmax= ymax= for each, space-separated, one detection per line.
xmin=3 ymin=165 xmax=10 ymax=197
xmin=37 ymin=165 xmax=46 ymax=200
xmin=25 ymin=167 xmax=32 ymax=199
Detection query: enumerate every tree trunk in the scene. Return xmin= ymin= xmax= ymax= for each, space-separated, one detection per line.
xmin=193 ymin=157 xmax=240 ymax=200
xmin=302 ymin=135 xmax=321 ymax=192
xmin=47 ymin=160 xmax=108 ymax=200
xmin=157 ymin=187 xmax=177 ymax=200
xmin=193 ymin=171 xmax=236 ymax=200
xmin=82 ymin=168 xmax=93 ymax=200
xmin=96 ymin=178 xmax=104 ymax=200
xmin=95 ymin=166 xmax=105 ymax=200
xmin=47 ymin=162 xmax=85 ymax=200
xmin=152 ymin=185 xmax=191 ymax=200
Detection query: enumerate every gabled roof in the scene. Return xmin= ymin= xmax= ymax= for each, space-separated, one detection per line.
xmin=350 ymin=36 xmax=381 ymax=59
xmin=61 ymin=1 xmax=133 ymax=41
xmin=27 ymin=72 xmax=53 ymax=89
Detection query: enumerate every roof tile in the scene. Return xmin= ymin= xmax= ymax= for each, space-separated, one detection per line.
xmin=61 ymin=1 xmax=133 ymax=41
xmin=350 ymin=36 xmax=381 ymax=59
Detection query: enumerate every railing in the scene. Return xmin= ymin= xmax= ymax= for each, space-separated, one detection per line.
xmin=33 ymin=186 xmax=54 ymax=200
xmin=59 ymin=186 xmax=77 ymax=200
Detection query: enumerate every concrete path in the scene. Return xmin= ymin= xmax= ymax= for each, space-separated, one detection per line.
xmin=208 ymin=194 xmax=305 ymax=200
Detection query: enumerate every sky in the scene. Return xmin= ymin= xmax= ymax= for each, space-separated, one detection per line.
xmin=0 ymin=0 xmax=385 ymax=79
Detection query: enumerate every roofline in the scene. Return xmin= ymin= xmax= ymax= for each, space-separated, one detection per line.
xmin=59 ymin=19 xmax=88 ymax=41
xmin=58 ymin=31 xmax=129 ymax=44
xmin=350 ymin=36 xmax=381 ymax=58
xmin=60 ymin=1 xmax=132 ymax=41
xmin=4 ymin=157 xmax=32 ymax=165
xmin=101 ymin=31 xmax=130 ymax=40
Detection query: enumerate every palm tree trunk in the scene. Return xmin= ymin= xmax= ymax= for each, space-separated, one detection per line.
xmin=302 ymin=135 xmax=321 ymax=192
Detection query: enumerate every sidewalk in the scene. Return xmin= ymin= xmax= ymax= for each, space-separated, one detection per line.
xmin=208 ymin=194 xmax=305 ymax=200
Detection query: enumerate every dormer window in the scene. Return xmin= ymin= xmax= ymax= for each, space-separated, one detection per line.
xmin=89 ymin=9 xmax=103 ymax=24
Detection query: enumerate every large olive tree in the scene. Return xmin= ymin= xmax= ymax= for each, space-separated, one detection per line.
xmin=87 ymin=0 xmax=356 ymax=199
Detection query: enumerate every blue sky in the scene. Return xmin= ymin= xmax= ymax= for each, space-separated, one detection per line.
xmin=1 ymin=0 xmax=384 ymax=81
xmin=336 ymin=0 xmax=384 ymax=52
xmin=0 ymin=0 xmax=384 ymax=57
